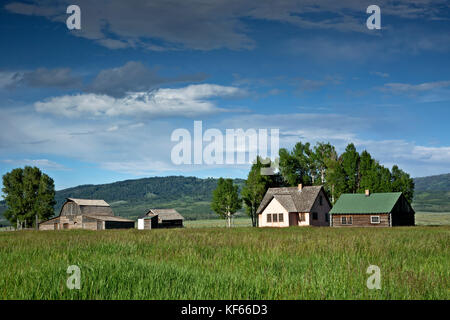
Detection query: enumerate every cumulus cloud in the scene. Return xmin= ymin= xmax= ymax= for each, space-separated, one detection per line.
xmin=34 ymin=84 xmax=245 ymax=118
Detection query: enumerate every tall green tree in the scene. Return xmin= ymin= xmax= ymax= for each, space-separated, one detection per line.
xmin=391 ymin=165 xmax=415 ymax=202
xmin=242 ymin=157 xmax=279 ymax=227
xmin=325 ymin=153 xmax=346 ymax=204
xmin=358 ymin=150 xmax=377 ymax=193
xmin=312 ymin=142 xmax=336 ymax=185
xmin=2 ymin=166 xmax=56 ymax=227
xmin=211 ymin=178 xmax=242 ymax=228
xmin=341 ymin=143 xmax=360 ymax=193
xmin=279 ymin=142 xmax=313 ymax=186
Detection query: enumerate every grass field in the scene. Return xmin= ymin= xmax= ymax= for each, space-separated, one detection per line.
xmin=415 ymin=212 xmax=450 ymax=225
xmin=0 ymin=226 xmax=448 ymax=299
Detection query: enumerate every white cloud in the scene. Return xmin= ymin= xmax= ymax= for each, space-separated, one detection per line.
xmin=1 ymin=106 xmax=449 ymax=178
xmin=381 ymin=81 xmax=450 ymax=94
xmin=34 ymin=84 xmax=245 ymax=118
xmin=1 ymin=159 xmax=67 ymax=170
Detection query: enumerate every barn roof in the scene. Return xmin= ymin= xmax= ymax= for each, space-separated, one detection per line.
xmin=67 ymin=198 xmax=110 ymax=207
xmin=329 ymin=192 xmax=402 ymax=214
xmin=256 ymin=186 xmax=324 ymax=214
xmin=147 ymin=209 xmax=184 ymax=221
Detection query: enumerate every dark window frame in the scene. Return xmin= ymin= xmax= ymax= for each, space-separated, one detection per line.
xmin=278 ymin=213 xmax=284 ymax=222
xmin=267 ymin=214 xmax=272 ymax=223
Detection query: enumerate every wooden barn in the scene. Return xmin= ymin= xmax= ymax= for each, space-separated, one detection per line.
xmin=39 ymin=198 xmax=135 ymax=231
xmin=138 ymin=209 xmax=184 ymax=229
xmin=257 ymin=184 xmax=331 ymax=227
xmin=329 ymin=190 xmax=415 ymax=227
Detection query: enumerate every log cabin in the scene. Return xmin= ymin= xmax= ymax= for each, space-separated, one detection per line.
xmin=329 ymin=190 xmax=415 ymax=227
xmin=257 ymin=184 xmax=331 ymax=227
xmin=39 ymin=198 xmax=135 ymax=230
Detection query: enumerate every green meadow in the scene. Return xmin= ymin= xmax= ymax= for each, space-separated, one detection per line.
xmin=0 ymin=225 xmax=448 ymax=300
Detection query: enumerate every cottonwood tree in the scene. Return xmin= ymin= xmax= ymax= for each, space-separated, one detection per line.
xmin=274 ymin=141 xmax=415 ymax=204
xmin=2 ymin=166 xmax=56 ymax=227
xmin=279 ymin=142 xmax=313 ymax=186
xmin=391 ymin=165 xmax=415 ymax=203
xmin=211 ymin=178 xmax=242 ymax=228
xmin=242 ymin=157 xmax=281 ymax=227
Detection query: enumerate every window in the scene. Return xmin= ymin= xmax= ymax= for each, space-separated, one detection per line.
xmin=312 ymin=212 xmax=318 ymax=220
xmin=341 ymin=217 xmax=347 ymax=225
xmin=267 ymin=214 xmax=272 ymax=223
xmin=299 ymin=213 xmax=305 ymax=221
xmin=273 ymin=214 xmax=278 ymax=222
xmin=278 ymin=213 xmax=284 ymax=222
xmin=348 ymin=216 xmax=352 ymax=225
xmin=371 ymin=216 xmax=380 ymax=224
xmin=325 ymin=213 xmax=329 ymax=222
xmin=319 ymin=196 xmax=323 ymax=206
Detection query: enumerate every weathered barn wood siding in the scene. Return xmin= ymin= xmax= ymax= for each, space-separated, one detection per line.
xmin=82 ymin=216 xmax=101 ymax=230
xmin=80 ymin=205 xmax=113 ymax=216
xmin=60 ymin=202 xmax=81 ymax=216
xmin=332 ymin=213 xmax=389 ymax=227
xmin=39 ymin=218 xmax=60 ymax=230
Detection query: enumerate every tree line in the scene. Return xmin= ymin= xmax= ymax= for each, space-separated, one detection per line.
xmin=212 ymin=141 xmax=414 ymax=227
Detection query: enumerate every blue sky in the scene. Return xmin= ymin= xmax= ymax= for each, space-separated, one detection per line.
xmin=0 ymin=0 xmax=449 ymax=191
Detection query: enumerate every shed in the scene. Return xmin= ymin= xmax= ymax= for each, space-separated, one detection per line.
xmin=142 ymin=209 xmax=184 ymax=228
xmin=137 ymin=214 xmax=159 ymax=230
xmin=329 ymin=190 xmax=415 ymax=227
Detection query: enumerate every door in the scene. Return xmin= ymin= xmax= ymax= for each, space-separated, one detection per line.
xmin=289 ymin=213 xmax=298 ymax=226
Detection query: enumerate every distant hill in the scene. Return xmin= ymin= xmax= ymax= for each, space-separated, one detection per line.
xmin=412 ymin=173 xmax=450 ymax=212
xmin=414 ymin=173 xmax=450 ymax=192
xmin=1 ymin=173 xmax=449 ymax=226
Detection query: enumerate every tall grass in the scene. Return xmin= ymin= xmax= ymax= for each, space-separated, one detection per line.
xmin=0 ymin=226 xmax=448 ymax=299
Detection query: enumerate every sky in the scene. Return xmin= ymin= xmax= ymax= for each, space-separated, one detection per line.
xmin=0 ymin=0 xmax=449 ymax=191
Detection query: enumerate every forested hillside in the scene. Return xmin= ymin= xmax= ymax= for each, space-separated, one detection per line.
xmin=412 ymin=173 xmax=450 ymax=212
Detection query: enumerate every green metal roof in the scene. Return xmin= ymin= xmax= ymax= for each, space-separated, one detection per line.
xmin=329 ymin=192 xmax=402 ymax=214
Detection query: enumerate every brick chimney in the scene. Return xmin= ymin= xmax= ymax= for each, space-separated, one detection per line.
xmin=365 ymin=189 xmax=370 ymax=196
xmin=298 ymin=183 xmax=303 ymax=191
